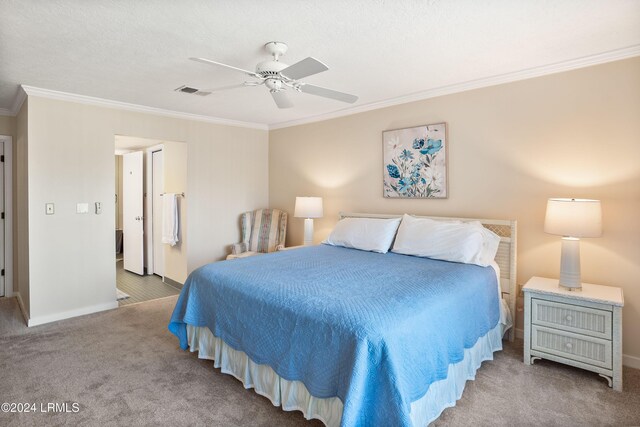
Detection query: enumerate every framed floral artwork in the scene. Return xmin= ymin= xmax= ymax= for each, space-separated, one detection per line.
xmin=383 ymin=122 xmax=447 ymax=198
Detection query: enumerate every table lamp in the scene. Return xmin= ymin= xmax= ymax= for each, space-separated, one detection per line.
xmin=294 ymin=197 xmax=323 ymax=246
xmin=544 ymin=198 xmax=602 ymax=291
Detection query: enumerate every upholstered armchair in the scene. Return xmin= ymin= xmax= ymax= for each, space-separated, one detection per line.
xmin=226 ymin=209 xmax=288 ymax=260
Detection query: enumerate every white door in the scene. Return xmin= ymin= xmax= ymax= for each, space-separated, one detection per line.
xmin=123 ymin=151 xmax=144 ymax=275
xmin=152 ymin=150 xmax=164 ymax=276
xmin=0 ymin=141 xmax=4 ymax=297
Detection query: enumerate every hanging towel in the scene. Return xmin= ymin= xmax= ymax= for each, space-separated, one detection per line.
xmin=162 ymin=193 xmax=179 ymax=246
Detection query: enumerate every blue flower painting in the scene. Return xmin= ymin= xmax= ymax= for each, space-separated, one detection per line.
xmin=383 ymin=123 xmax=447 ymax=198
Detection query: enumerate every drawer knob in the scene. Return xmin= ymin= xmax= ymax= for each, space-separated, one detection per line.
xmin=565 ymin=342 xmax=573 ymax=350
xmin=565 ymin=315 xmax=573 ymax=322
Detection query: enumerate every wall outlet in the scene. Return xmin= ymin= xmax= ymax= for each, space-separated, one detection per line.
xmin=95 ymin=202 xmax=102 ymax=214
xmin=45 ymin=203 xmax=54 ymax=215
xmin=76 ymin=203 xmax=89 ymax=214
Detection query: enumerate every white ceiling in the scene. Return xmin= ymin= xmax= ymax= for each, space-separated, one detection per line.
xmin=1 ymin=1 xmax=639 ymax=128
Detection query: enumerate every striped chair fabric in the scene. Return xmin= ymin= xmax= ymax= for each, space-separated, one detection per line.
xmin=228 ymin=209 xmax=287 ymax=258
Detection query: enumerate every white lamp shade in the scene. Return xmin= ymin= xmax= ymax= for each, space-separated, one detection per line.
xmin=544 ymin=198 xmax=602 ymax=238
xmin=294 ymin=197 xmax=323 ymax=219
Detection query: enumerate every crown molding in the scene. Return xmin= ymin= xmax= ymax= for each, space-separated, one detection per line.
xmin=11 ymin=86 xmax=27 ymax=115
xmin=3 ymin=45 xmax=638 ymax=129
xmin=0 ymin=86 xmax=26 ymax=116
xmin=268 ymin=45 xmax=640 ymax=130
xmin=18 ymin=85 xmax=268 ymax=130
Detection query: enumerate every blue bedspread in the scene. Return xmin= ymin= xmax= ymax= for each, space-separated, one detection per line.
xmin=169 ymin=245 xmax=499 ymax=427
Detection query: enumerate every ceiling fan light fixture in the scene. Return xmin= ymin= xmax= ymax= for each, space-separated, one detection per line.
xmin=265 ymin=78 xmax=282 ymax=91
xmin=255 ymin=60 xmax=288 ymax=78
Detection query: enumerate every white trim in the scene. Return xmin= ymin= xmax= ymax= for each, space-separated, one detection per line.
xmin=15 ymin=293 xmax=29 ymax=324
xmin=27 ymin=301 xmax=118 ymax=327
xmin=269 ymin=45 xmax=640 ymax=130
xmin=10 ymin=87 xmax=27 ymax=115
xmin=0 ymin=87 xmax=27 ymax=116
xmin=1 ymin=136 xmax=13 ymax=300
xmin=623 ymin=353 xmax=640 ymax=370
xmin=114 ymin=149 xmax=133 ymax=155
xmin=19 ymin=85 xmax=268 ymax=130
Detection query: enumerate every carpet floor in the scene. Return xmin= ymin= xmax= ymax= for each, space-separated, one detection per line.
xmin=0 ymin=295 xmax=638 ymax=426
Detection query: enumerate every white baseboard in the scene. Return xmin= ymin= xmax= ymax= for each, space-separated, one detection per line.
xmin=623 ymin=354 xmax=640 ymax=370
xmin=27 ymin=301 xmax=118 ymax=327
xmin=514 ymin=327 xmax=639 ymax=369
xmin=15 ymin=292 xmax=29 ymax=324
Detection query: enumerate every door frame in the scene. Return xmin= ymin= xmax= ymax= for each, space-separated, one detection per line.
xmin=145 ymin=144 xmax=164 ymax=277
xmin=0 ymin=135 xmax=13 ymax=297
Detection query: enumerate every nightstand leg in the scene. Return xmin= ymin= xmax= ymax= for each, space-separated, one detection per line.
xmin=613 ymin=375 xmax=622 ymax=392
xmin=612 ymin=306 xmax=623 ymax=391
xmin=598 ymin=374 xmax=613 ymax=388
xmin=523 ymin=292 xmax=532 ymax=365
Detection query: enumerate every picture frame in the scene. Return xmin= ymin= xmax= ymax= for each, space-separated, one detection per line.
xmin=382 ymin=122 xmax=448 ymax=199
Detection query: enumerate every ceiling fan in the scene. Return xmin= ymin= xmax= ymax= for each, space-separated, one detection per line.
xmin=189 ymin=41 xmax=358 ymax=109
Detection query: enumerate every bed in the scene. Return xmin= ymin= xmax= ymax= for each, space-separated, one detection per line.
xmin=169 ymin=213 xmax=517 ymax=426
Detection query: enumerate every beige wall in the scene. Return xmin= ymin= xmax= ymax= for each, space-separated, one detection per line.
xmin=25 ymin=96 xmax=268 ymax=323
xmin=269 ymin=57 xmax=640 ymax=361
xmin=162 ymin=140 xmax=188 ymax=283
xmin=0 ymin=115 xmax=15 ymax=139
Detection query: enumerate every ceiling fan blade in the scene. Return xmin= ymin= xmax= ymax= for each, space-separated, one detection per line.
xmin=200 ymin=81 xmax=263 ymax=93
xmin=280 ymin=57 xmax=329 ymax=80
xmin=299 ymin=84 xmax=358 ymax=104
xmin=190 ymin=57 xmax=260 ymax=78
xmin=271 ymin=91 xmax=293 ymax=109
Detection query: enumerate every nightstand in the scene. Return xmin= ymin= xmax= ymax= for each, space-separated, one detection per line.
xmin=523 ymin=276 xmax=624 ymax=391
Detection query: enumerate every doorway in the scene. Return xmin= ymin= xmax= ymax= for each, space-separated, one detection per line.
xmin=114 ymin=135 xmax=186 ymax=306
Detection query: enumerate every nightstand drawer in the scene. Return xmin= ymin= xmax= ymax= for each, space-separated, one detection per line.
xmin=531 ymin=325 xmax=612 ymax=369
xmin=532 ymin=298 xmax=611 ymax=340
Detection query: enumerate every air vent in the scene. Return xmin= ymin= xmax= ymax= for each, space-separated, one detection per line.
xmin=174 ymin=85 xmax=210 ymax=96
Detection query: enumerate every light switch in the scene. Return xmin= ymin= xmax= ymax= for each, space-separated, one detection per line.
xmin=45 ymin=203 xmax=54 ymax=215
xmin=95 ymin=202 xmax=102 ymax=215
xmin=76 ymin=203 xmax=89 ymax=214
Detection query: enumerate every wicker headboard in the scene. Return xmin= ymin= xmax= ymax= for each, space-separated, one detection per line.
xmin=339 ymin=212 xmax=518 ymax=341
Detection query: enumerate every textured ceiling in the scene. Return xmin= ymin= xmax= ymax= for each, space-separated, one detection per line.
xmin=1 ymin=0 xmax=639 ymax=127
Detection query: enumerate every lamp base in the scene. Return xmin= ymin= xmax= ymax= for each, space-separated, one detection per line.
xmin=303 ymin=218 xmax=314 ymax=246
xmin=559 ymin=237 xmax=582 ymax=291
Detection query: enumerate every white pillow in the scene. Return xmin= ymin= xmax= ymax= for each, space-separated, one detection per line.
xmin=392 ymin=214 xmax=492 ymax=265
xmin=323 ymin=217 xmax=401 ymax=253
xmin=468 ymin=221 xmax=502 ymax=267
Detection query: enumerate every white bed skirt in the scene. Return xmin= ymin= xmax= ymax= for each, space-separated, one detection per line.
xmin=186 ymin=321 xmax=505 ymax=426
